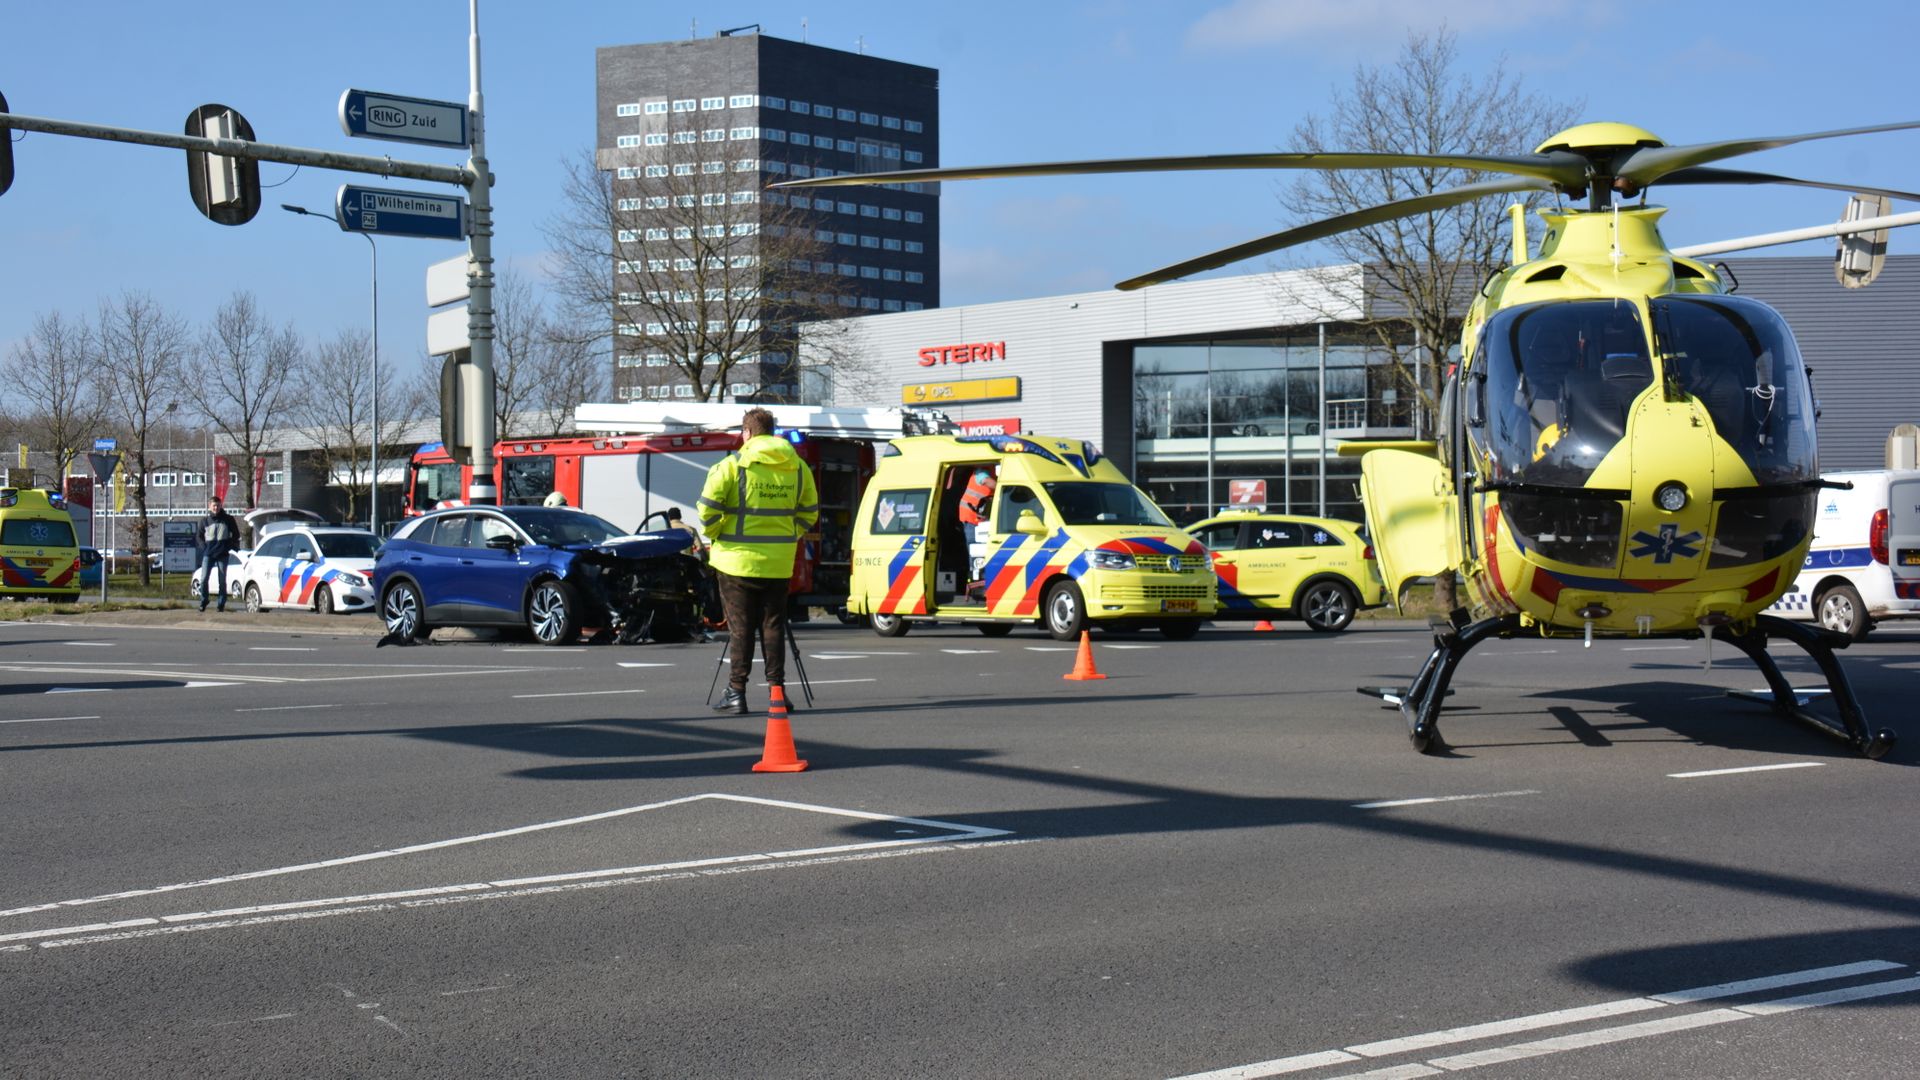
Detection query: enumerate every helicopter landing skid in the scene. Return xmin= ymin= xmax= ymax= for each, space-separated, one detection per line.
xmin=1712 ymin=616 xmax=1897 ymax=760
xmin=1358 ymin=613 xmax=1523 ymax=754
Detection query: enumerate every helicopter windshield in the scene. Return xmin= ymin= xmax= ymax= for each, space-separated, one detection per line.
xmin=1649 ymin=294 xmax=1816 ymax=487
xmin=1477 ymin=299 xmax=1656 ymax=487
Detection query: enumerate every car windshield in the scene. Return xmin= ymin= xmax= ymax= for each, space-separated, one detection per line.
xmin=501 ymin=507 xmax=627 ymax=546
xmin=315 ymin=533 xmax=380 ymax=559
xmin=1041 ymin=482 xmax=1173 ymax=527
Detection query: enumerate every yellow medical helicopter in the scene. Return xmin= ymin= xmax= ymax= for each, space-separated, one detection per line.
xmin=780 ymin=119 xmax=1919 ymax=758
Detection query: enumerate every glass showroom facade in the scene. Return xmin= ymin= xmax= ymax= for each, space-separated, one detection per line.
xmin=1128 ymin=326 xmax=1421 ymax=524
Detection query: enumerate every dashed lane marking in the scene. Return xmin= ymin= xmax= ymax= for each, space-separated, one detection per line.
xmin=511 ymin=689 xmax=645 ymax=699
xmin=617 ymin=662 xmax=674 ymax=668
xmin=235 ymin=704 xmax=343 ymax=713
xmin=1351 ymin=790 xmax=1539 ymax=810
xmin=1668 ymin=762 xmax=1825 ymax=779
xmin=0 ymin=715 xmax=101 ymax=725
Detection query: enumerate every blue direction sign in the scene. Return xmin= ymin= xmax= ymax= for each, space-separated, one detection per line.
xmin=92 ymin=437 xmax=117 ymax=453
xmin=339 ymin=89 xmax=469 ymax=149
xmin=335 ymin=185 xmax=468 ymax=241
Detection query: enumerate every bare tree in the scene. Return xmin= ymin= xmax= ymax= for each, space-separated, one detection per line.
xmin=546 ymin=138 xmax=856 ymax=405
xmin=489 ymin=270 xmax=585 ymax=439
xmin=97 ymin=292 xmax=187 ymax=584
xmin=295 ymin=329 xmax=398 ymax=524
xmin=1280 ymin=27 xmax=1580 ymax=429
xmin=2 ymin=310 xmax=109 ymax=481
xmin=1279 ymin=28 xmax=1577 ymax=608
xmin=527 ymin=314 xmax=606 ymax=436
xmin=182 ymin=292 xmax=302 ymax=511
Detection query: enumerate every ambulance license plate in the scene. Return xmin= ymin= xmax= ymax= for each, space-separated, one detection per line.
xmin=1161 ymin=598 xmax=1197 ymax=613
xmin=1902 ymin=550 xmax=1920 ymax=566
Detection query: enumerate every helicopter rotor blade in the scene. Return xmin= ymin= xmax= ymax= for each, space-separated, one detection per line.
xmin=1113 ymin=176 xmax=1554 ymax=291
xmin=1616 ymin=119 xmax=1920 ymax=186
xmin=771 ymin=150 xmax=1588 ymax=190
xmin=1653 ymin=167 xmax=1920 ymax=204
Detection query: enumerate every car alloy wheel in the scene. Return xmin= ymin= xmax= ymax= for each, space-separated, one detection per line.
xmin=382 ymin=581 xmax=428 ymax=641
xmin=1300 ymin=580 xmax=1357 ymax=632
xmin=528 ymin=580 xmax=581 ymax=646
xmin=244 ymin=582 xmax=264 ymax=614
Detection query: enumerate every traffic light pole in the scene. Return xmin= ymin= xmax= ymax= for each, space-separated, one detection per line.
xmin=463 ymin=0 xmax=497 ymax=506
xmin=0 ymin=4 xmax=497 ymax=503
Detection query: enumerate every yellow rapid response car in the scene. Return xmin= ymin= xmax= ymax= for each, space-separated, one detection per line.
xmin=1186 ymin=512 xmax=1386 ymax=631
xmin=0 ymin=488 xmax=83 ymax=602
xmin=848 ymin=434 xmax=1217 ymax=640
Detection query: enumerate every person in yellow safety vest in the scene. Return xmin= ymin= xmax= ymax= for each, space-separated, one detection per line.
xmin=698 ymin=408 xmax=819 ymax=714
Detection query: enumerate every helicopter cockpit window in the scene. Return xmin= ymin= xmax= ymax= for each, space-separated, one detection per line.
xmin=1477 ymin=299 xmax=1655 ymax=488
xmin=1650 ymin=294 xmax=1816 ymax=487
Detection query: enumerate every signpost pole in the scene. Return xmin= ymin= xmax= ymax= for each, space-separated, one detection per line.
xmin=464 ymin=0 xmax=497 ymax=506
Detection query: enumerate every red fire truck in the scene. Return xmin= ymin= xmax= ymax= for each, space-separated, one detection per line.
xmin=404 ymin=404 xmax=922 ymax=607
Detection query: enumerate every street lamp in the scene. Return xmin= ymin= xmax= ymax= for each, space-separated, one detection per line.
xmin=282 ymin=203 xmax=380 ymax=537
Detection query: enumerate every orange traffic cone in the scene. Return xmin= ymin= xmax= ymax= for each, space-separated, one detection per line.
xmin=1253 ymin=619 xmax=1276 ymax=632
xmin=1062 ymin=630 xmax=1107 ymax=681
xmin=751 ymin=686 xmax=809 ymax=773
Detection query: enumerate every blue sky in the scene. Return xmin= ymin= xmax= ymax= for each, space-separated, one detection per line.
xmin=6 ymin=1 xmax=1920 ymax=372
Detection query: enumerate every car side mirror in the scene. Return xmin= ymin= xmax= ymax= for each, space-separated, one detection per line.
xmin=1014 ymin=510 xmax=1047 ymax=536
xmin=294 ymin=549 xmax=313 ymax=561
xmin=485 ymin=533 xmax=520 ymax=551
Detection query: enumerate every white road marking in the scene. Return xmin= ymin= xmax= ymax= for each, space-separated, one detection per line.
xmin=1622 ymin=645 xmax=1693 ymax=652
xmin=1352 ymin=790 xmax=1539 ymax=810
xmin=1170 ymin=959 xmax=1906 ymax=1080
xmin=0 ymin=715 xmax=100 ymax=725
xmin=234 ymin=704 xmax=343 ymax=713
xmin=1668 ymin=762 xmax=1825 ymax=779
xmin=1652 ymin=960 xmax=1905 ymax=1003
xmin=1025 ymin=646 xmax=1075 ymax=652
xmin=511 ymin=689 xmax=645 ymax=699
xmin=617 ymin=662 xmax=674 ymax=668
xmin=1425 ymin=1010 xmax=1746 ymax=1070
xmin=809 ymin=651 xmax=910 ymax=659
xmin=45 ymin=688 xmax=113 ymax=695
xmin=783 ymin=678 xmax=875 ymax=686
xmin=249 ymin=647 xmax=316 ymax=652
xmin=1104 ymin=644 xmax=1161 ymax=650
xmin=940 ymin=648 xmax=997 ymax=654
xmin=0 ymin=793 xmax=1012 ymax=926
xmin=1343 ymin=997 xmax=1664 ymax=1057
xmin=439 ymin=986 xmax=504 ymax=996
xmin=61 ymin=641 xmax=115 ymax=647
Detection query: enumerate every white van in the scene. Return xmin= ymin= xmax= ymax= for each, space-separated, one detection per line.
xmin=1768 ymin=469 xmax=1920 ymax=638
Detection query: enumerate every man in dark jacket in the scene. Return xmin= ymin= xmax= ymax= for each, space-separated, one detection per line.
xmin=196 ymin=497 xmax=241 ymax=612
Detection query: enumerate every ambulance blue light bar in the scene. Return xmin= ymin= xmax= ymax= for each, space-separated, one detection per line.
xmin=955 ymin=434 xmax=1064 ymax=465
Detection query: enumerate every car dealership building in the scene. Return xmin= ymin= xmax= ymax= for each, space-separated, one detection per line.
xmin=805 ymin=256 xmax=1920 ymax=525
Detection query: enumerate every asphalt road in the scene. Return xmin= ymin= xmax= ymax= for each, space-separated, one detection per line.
xmin=2 ymin=612 xmax=1917 ymax=1078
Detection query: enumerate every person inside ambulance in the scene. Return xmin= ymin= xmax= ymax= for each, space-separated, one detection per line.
xmin=957 ymin=465 xmax=997 ymax=583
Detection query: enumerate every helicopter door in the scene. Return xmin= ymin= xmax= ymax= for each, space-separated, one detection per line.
xmin=1359 ymin=448 xmax=1455 ymax=608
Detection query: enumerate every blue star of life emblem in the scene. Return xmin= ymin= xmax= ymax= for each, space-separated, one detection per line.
xmin=1629 ymin=524 xmax=1703 ymax=564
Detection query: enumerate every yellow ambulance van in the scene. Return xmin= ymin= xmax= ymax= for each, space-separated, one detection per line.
xmin=0 ymin=488 xmax=83 ymax=602
xmin=847 ymin=434 xmax=1217 ymax=639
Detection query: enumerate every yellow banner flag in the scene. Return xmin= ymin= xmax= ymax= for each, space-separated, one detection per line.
xmin=113 ymin=458 xmax=126 ymax=513
xmin=16 ymin=444 xmax=26 ymax=469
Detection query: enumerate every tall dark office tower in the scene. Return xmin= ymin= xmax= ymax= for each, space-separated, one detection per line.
xmin=594 ymin=32 xmax=939 ymax=403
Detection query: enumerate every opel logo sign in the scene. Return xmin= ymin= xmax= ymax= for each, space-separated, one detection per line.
xmin=1166 ymin=555 xmax=1183 ymax=573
